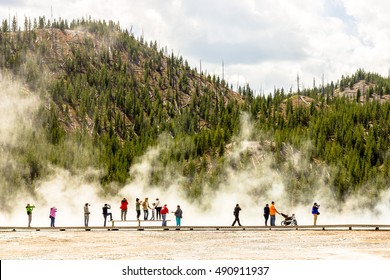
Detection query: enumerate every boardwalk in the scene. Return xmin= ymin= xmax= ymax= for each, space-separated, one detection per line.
xmin=1 ymin=224 xmax=390 ymax=232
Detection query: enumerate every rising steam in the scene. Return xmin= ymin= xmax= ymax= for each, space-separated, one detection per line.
xmin=0 ymin=73 xmax=389 ymax=227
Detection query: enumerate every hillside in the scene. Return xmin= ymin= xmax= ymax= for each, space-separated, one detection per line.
xmin=336 ymin=80 xmax=390 ymax=103
xmin=22 ymin=25 xmax=244 ymax=137
xmin=0 ymin=17 xmax=389 ymax=209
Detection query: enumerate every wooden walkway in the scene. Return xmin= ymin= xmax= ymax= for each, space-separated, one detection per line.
xmin=0 ymin=224 xmax=390 ymax=232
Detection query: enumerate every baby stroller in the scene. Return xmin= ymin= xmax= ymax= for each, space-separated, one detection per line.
xmin=281 ymin=213 xmax=298 ymax=226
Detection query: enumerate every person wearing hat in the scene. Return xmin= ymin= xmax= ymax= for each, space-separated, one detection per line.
xmin=312 ymin=202 xmax=320 ymax=226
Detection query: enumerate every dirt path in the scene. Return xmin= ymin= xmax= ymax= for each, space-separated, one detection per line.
xmin=1 ymin=230 xmax=390 ymax=260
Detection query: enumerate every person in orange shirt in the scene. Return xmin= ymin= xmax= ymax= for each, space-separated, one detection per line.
xmin=269 ymin=201 xmax=280 ymax=226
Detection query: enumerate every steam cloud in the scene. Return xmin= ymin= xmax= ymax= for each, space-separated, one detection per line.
xmin=1 ymin=73 xmax=389 ymax=228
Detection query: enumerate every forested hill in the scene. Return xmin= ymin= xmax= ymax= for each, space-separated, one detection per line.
xmin=0 ymin=17 xmax=389 ymax=207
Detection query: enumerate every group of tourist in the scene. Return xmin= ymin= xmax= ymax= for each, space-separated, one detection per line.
xmin=123 ymin=197 xmax=182 ymax=227
xmin=25 ymin=197 xmax=183 ymax=228
xmin=25 ymin=200 xmax=320 ymax=228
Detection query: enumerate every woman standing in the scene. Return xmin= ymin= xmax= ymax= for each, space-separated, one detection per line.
xmin=135 ymin=198 xmax=141 ymax=220
xmin=150 ymin=203 xmax=156 ymax=220
xmin=142 ymin=198 xmax=150 ymax=220
xmin=172 ymin=205 xmax=183 ymax=226
xmin=84 ymin=203 xmax=90 ymax=227
xmin=50 ymin=206 xmax=57 ymax=227
xmin=312 ymin=202 xmax=320 ymax=226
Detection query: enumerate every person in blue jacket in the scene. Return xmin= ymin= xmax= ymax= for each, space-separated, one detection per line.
xmin=312 ymin=202 xmax=320 ymax=225
xmin=102 ymin=204 xmax=113 ymax=227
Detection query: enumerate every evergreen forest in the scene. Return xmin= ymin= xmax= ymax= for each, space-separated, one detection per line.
xmin=0 ymin=16 xmax=389 ymax=208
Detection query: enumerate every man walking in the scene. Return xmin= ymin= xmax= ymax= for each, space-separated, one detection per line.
xmin=232 ymin=204 xmax=242 ymax=226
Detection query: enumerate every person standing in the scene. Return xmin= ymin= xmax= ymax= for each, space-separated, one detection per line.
xmin=270 ymin=201 xmax=280 ymax=226
xmin=50 ymin=206 xmax=57 ymax=227
xmin=26 ymin=203 xmax=35 ymax=227
xmin=232 ymin=204 xmax=242 ymax=226
xmin=120 ymin=198 xmax=128 ymax=221
xmin=102 ymin=204 xmax=113 ymax=227
xmin=155 ymin=198 xmax=162 ymax=220
xmin=312 ymin=202 xmax=320 ymax=226
xmin=161 ymin=204 xmax=169 ymax=226
xmin=142 ymin=198 xmax=150 ymax=220
xmin=263 ymin=203 xmax=270 ymax=226
xmin=172 ymin=205 xmax=183 ymax=226
xmin=84 ymin=203 xmax=91 ymax=227
xmin=150 ymin=203 xmax=156 ymax=220
xmin=135 ymin=198 xmax=141 ymax=220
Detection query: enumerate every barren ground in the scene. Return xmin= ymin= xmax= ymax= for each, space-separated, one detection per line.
xmin=1 ymin=230 xmax=390 ymax=260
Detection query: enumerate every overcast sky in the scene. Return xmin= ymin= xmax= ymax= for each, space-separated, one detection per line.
xmin=1 ymin=0 xmax=390 ymax=94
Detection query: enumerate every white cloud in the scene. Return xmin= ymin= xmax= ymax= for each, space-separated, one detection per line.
xmin=1 ymin=0 xmax=390 ymax=93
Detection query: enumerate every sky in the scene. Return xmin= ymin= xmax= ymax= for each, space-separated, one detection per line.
xmin=1 ymin=0 xmax=390 ymax=94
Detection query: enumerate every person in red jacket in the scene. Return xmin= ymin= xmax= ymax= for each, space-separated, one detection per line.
xmin=160 ymin=204 xmax=169 ymax=226
xmin=120 ymin=198 xmax=128 ymax=221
